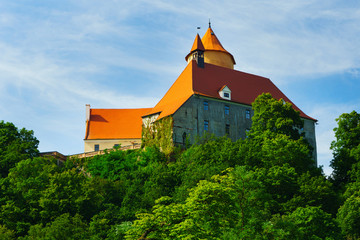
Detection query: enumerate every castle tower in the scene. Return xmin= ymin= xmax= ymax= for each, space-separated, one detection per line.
xmin=185 ymin=33 xmax=205 ymax=68
xmin=201 ymin=25 xmax=236 ymax=69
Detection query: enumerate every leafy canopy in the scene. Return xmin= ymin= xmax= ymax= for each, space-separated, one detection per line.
xmin=330 ymin=110 xmax=360 ymax=187
xmin=0 ymin=121 xmax=39 ymax=177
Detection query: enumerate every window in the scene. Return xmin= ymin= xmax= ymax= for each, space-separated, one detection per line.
xmin=204 ymin=120 xmax=209 ymax=131
xmin=225 ymin=124 xmax=230 ymax=134
xmin=245 ymin=109 xmax=251 ymax=119
xmin=225 ymin=105 xmax=229 ymax=115
xmin=114 ymin=144 xmax=120 ymax=148
xmin=245 ymin=129 xmax=250 ymax=138
xmin=182 ymin=132 xmax=187 ymax=146
xmin=219 ymin=85 xmax=231 ymax=100
xmin=94 ymin=144 xmax=99 ymax=151
xmin=204 ymin=101 xmax=209 ymax=110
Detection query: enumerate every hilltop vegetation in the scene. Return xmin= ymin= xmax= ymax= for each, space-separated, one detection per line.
xmin=0 ymin=94 xmax=359 ymax=239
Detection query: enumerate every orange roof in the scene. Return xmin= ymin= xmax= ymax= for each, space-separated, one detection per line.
xmin=143 ymin=61 xmax=316 ymax=121
xmin=185 ymin=34 xmax=205 ymax=61
xmin=202 ymin=27 xmax=236 ymax=64
xmin=144 ymin=62 xmax=194 ymax=119
xmin=85 ymin=108 xmax=152 ymax=140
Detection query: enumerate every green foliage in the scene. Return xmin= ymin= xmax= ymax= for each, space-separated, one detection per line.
xmin=287 ymin=206 xmax=341 ymax=240
xmin=0 ymin=224 xmax=15 ymax=240
xmin=86 ymin=146 xmax=179 ymax=221
xmin=337 ymin=185 xmax=360 ymax=239
xmin=262 ymin=207 xmax=341 ymax=240
xmin=2 ymin=103 xmax=356 ymax=239
xmin=142 ymin=116 xmax=175 ymax=156
xmin=242 ymin=93 xmax=316 ymax=172
xmin=0 ymin=157 xmax=59 ymax=236
xmin=0 ymin=121 xmax=39 ymax=177
xmin=126 ymin=167 xmax=272 ymax=239
xmin=330 ymin=110 xmax=360 ymax=187
xmin=171 ymin=136 xmax=239 ymax=202
xmin=254 ymin=164 xmax=299 ymax=214
xmin=24 ymin=213 xmax=90 ymax=240
xmin=249 ymin=93 xmax=304 ymax=140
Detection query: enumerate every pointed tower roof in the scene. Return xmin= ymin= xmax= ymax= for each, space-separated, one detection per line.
xmin=185 ymin=34 xmax=205 ymax=61
xmin=202 ymin=27 xmax=236 ymax=64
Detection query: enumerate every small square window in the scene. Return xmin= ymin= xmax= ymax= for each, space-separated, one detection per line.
xmin=94 ymin=144 xmax=99 ymax=151
xmin=204 ymin=120 xmax=209 ymax=131
xmin=246 ymin=109 xmax=251 ymax=119
xmin=204 ymin=101 xmax=209 ymax=110
xmin=224 ymin=92 xmax=230 ymax=98
xmin=225 ymin=105 xmax=229 ymax=115
xmin=225 ymin=124 xmax=230 ymax=134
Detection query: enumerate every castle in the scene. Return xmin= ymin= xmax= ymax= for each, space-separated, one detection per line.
xmin=84 ymin=25 xmax=317 ymax=162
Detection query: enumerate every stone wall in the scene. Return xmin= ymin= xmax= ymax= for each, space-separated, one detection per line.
xmin=172 ymin=95 xmax=317 ymax=164
xmin=172 ymin=95 xmax=253 ymax=145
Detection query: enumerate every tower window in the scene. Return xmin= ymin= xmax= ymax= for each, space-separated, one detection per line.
xmin=225 ymin=124 xmax=230 ymax=134
xmin=204 ymin=120 xmax=209 ymax=131
xmin=94 ymin=144 xmax=99 ymax=151
xmin=225 ymin=105 xmax=229 ymax=115
xmin=204 ymin=101 xmax=209 ymax=110
xmin=246 ymin=109 xmax=251 ymax=119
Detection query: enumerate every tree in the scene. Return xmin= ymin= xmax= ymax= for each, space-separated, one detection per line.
xmin=0 ymin=121 xmax=39 ymax=177
xmin=248 ymin=93 xmax=304 ymax=140
xmin=330 ymin=110 xmax=360 ymax=187
xmin=241 ymin=93 xmax=315 ymax=173
xmin=0 ymin=157 xmax=59 ymax=236
xmin=266 ymin=206 xmax=341 ymax=240
xmin=126 ymin=167 xmax=272 ymax=239
xmin=337 ymin=191 xmax=360 ymax=239
xmin=24 ymin=213 xmax=90 ymax=240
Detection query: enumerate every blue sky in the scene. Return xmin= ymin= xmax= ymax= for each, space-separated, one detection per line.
xmin=1 ymin=1 xmax=359 ymax=175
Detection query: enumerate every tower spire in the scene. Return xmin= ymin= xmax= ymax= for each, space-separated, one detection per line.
xmin=185 ymin=34 xmax=205 ymax=68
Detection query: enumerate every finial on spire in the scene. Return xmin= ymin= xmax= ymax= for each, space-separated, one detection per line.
xmin=209 ymin=19 xmax=211 ymax=28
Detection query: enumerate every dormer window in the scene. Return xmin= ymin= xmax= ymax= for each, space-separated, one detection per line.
xmin=219 ymin=85 xmax=231 ymax=100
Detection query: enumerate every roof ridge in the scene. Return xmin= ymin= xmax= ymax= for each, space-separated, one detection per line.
xmin=142 ymin=61 xmax=195 ymax=120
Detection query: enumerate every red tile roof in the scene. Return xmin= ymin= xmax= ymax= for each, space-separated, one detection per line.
xmin=143 ymin=61 xmax=316 ymax=121
xmin=85 ymin=108 xmax=152 ymax=140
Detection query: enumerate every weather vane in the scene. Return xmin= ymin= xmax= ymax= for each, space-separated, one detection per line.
xmin=209 ymin=19 xmax=211 ymax=28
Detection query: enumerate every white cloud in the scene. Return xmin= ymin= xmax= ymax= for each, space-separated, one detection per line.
xmin=1 ymin=0 xmax=359 ymax=156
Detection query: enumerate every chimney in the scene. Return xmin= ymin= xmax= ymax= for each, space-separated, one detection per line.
xmin=86 ymin=104 xmax=90 ymax=122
